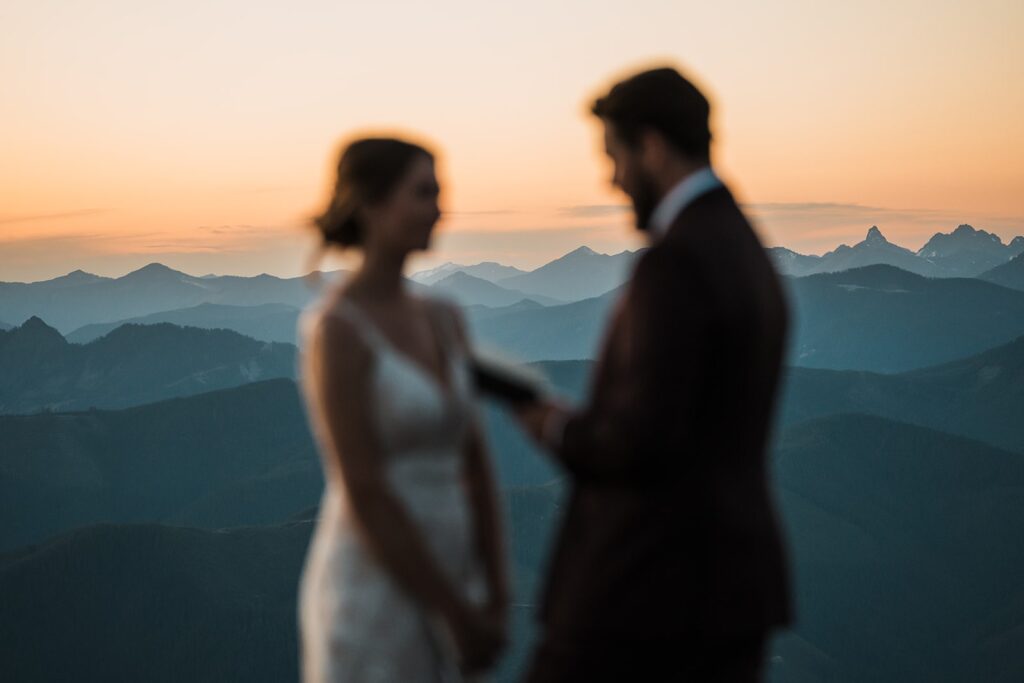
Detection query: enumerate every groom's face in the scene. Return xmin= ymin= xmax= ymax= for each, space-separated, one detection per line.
xmin=603 ymin=122 xmax=660 ymax=233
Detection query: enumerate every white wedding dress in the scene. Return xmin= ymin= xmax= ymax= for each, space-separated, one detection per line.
xmin=297 ymin=297 xmax=490 ymax=682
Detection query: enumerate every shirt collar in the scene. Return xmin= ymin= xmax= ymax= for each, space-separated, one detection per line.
xmin=649 ymin=167 xmax=722 ymax=239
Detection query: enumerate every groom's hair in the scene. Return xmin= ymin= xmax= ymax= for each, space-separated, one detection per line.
xmin=591 ymin=67 xmax=712 ymax=163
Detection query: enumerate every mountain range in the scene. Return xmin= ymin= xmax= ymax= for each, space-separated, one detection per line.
xmin=465 ymin=285 xmax=623 ymax=362
xmin=467 ymin=264 xmax=1024 ymax=371
xmin=10 ymin=261 xmax=1024 ymax=391
xmin=0 ymin=247 xmax=637 ymax=334
xmin=410 ymin=261 xmax=528 ymax=285
xmin=419 ymin=224 xmax=1024 ymax=291
xmin=5 ymin=223 xmax=1023 ymax=340
xmin=490 ymin=246 xmax=639 ymax=301
xmin=0 ymin=264 xmax=340 ymax=334
xmin=6 ymin=220 xmax=1024 ymax=682
xmin=916 ymin=224 xmax=1024 ymax=277
xmin=769 ymin=224 xmax=1024 ymax=278
xmin=0 ymin=318 xmax=296 ymax=414
xmin=428 ymin=271 xmax=561 ymax=307
xmin=771 ymin=226 xmax=943 ymax=277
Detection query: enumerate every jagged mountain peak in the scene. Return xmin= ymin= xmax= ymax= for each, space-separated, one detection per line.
xmin=864 ymin=226 xmax=888 ymax=244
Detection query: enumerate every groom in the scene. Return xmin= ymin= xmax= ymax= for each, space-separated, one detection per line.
xmin=516 ymin=67 xmax=792 ymax=681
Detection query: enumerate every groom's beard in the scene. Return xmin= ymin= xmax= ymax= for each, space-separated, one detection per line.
xmin=629 ymin=170 xmax=661 ymax=233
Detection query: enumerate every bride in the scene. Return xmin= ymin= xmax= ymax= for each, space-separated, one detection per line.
xmin=297 ymin=136 xmax=510 ymax=681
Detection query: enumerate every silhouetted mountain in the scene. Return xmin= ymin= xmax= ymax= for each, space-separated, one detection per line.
xmin=0 ymin=264 xmax=341 ymax=333
xmin=497 ymin=246 xmax=639 ymax=301
xmin=916 ymin=224 xmax=1024 ymax=277
xmin=0 ymin=379 xmax=318 ymax=551
xmin=980 ymin=251 xmax=1024 ymax=292
xmin=411 ymin=261 xmax=528 ymax=285
xmin=0 ymin=318 xmax=296 ymax=414
xmin=466 ymin=286 xmax=623 ymax=361
xmin=0 ymin=520 xmax=313 ymax=683
xmin=771 ymin=414 xmax=1024 ymax=682
xmin=66 ymin=302 xmax=303 ymax=345
xmin=787 ymin=265 xmax=1024 ymax=372
xmin=779 ymin=335 xmax=1024 ymax=452
xmin=0 ymin=320 xmax=10 ymax=331
xmin=430 ymin=271 xmax=563 ymax=307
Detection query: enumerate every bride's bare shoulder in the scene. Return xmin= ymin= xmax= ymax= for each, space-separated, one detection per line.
xmin=419 ymin=295 xmax=470 ymax=347
xmin=301 ymin=292 xmax=371 ymax=359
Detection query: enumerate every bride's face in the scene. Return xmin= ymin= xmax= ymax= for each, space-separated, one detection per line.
xmin=364 ymin=155 xmax=442 ymax=254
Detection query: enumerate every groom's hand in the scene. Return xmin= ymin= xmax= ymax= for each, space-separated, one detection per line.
xmin=515 ymin=399 xmax=570 ymax=452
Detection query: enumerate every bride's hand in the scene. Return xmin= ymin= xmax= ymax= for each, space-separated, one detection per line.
xmin=449 ymin=603 xmax=507 ymax=674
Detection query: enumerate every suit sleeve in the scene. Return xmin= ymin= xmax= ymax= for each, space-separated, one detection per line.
xmin=555 ymin=246 xmax=711 ymax=484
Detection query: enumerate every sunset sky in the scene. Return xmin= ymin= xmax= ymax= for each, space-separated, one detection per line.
xmin=2 ymin=0 xmax=1023 ymax=282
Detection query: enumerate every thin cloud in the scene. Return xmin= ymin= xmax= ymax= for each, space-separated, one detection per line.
xmin=559 ymin=204 xmax=630 ymax=217
xmin=0 ymin=231 xmax=157 ymax=248
xmin=0 ymin=209 xmax=110 ymax=226
xmin=197 ymin=224 xmax=298 ymax=236
xmin=745 ymin=202 xmax=946 ymax=225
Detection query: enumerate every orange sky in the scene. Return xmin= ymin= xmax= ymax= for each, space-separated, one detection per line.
xmin=2 ymin=0 xmax=1023 ymax=282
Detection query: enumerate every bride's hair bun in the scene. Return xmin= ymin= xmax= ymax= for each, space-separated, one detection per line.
xmin=314 ymin=137 xmax=433 ymax=248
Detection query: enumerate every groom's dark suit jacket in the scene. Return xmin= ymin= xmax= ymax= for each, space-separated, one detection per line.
xmin=539 ymin=185 xmax=792 ymax=645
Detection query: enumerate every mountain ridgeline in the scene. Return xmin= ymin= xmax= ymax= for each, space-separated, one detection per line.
xmin=0 ymin=264 xmax=340 ymax=334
